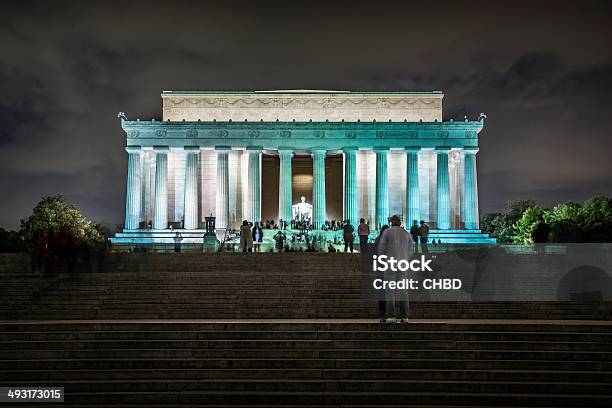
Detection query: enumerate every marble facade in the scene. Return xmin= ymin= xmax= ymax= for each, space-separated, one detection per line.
xmin=111 ymin=90 xmax=495 ymax=246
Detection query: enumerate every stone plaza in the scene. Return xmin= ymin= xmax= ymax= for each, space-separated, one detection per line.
xmin=111 ymin=90 xmax=495 ymax=248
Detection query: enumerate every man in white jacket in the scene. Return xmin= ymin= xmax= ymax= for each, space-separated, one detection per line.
xmin=378 ymin=215 xmax=413 ymax=322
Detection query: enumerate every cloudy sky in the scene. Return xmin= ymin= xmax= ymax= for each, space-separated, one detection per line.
xmin=1 ymin=0 xmax=611 ymax=229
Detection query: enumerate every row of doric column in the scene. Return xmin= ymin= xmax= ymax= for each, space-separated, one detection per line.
xmin=124 ymin=145 xmax=479 ymax=231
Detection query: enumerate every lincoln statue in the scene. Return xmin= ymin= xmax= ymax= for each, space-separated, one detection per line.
xmin=111 ymin=90 xmax=495 ymax=248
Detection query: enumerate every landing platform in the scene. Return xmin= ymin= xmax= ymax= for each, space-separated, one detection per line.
xmin=110 ymin=228 xmax=496 ymax=251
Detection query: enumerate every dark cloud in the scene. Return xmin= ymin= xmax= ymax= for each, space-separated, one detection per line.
xmin=0 ymin=0 xmax=611 ymax=229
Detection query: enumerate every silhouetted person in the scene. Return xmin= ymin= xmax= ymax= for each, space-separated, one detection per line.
xmin=173 ymin=231 xmax=183 ymax=253
xmin=343 ymin=220 xmax=355 ymax=252
xmin=358 ymin=218 xmax=370 ymax=253
xmin=409 ymin=220 xmax=420 ymax=253
xmin=240 ymin=220 xmax=253 ymax=252
xmin=252 ymin=222 xmax=263 ymax=252
xmin=378 ymin=215 xmax=413 ymax=323
xmin=418 ymin=220 xmax=430 ymax=254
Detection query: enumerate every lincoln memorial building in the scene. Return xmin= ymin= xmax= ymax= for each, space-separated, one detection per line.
xmin=111 ymin=90 xmax=495 ymax=247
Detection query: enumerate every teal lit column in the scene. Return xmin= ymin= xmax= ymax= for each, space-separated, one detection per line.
xmin=215 ymin=146 xmax=230 ymax=229
xmin=343 ymin=147 xmax=358 ymax=227
xmin=153 ymin=146 xmax=169 ymax=229
xmin=124 ymin=146 xmax=142 ymax=230
xmin=312 ymin=148 xmax=327 ymax=229
xmin=436 ymin=147 xmax=451 ymax=230
xmin=406 ymin=146 xmax=420 ymax=226
xmin=375 ymin=147 xmax=389 ymax=229
xmin=247 ymin=146 xmax=262 ymax=224
xmin=183 ymin=146 xmax=200 ymax=230
xmin=278 ymin=148 xmax=293 ymax=223
xmin=463 ymin=147 xmax=479 ymax=230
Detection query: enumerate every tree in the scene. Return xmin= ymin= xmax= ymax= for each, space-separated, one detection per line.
xmin=480 ymin=200 xmax=537 ymax=243
xmin=512 ymin=206 xmax=548 ymax=244
xmin=580 ymin=196 xmax=612 ymax=242
xmin=0 ymin=228 xmax=27 ymax=253
xmin=21 ymin=195 xmax=104 ymax=258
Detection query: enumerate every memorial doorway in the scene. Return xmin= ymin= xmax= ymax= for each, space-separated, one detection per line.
xmin=261 ymin=154 xmax=342 ymax=225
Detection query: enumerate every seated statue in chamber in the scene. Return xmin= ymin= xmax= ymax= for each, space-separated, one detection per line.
xmin=292 ymin=196 xmax=313 ymax=223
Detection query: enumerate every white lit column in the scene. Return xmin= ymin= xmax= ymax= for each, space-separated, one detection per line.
xmin=436 ymin=146 xmax=451 ymax=230
xmin=247 ymin=146 xmax=262 ymax=224
xmin=153 ymin=146 xmax=169 ymax=229
xmin=124 ymin=146 xmax=142 ymax=230
xmin=215 ymin=146 xmax=230 ymax=229
xmin=406 ymin=146 xmax=420 ymax=226
xmin=183 ymin=146 xmax=200 ymax=230
xmin=374 ymin=147 xmax=389 ymax=229
xmin=312 ymin=149 xmax=327 ymax=229
xmin=278 ymin=148 xmax=293 ymax=223
xmin=343 ymin=147 xmax=358 ymax=227
xmin=463 ymin=147 xmax=479 ymax=230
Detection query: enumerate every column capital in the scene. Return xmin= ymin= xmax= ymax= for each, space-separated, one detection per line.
xmin=342 ymin=146 xmax=359 ymax=153
xmin=125 ymin=145 xmax=142 ymax=154
xmin=278 ymin=147 xmax=294 ymax=158
xmin=184 ymin=146 xmax=201 ymax=153
xmin=214 ymin=145 xmax=232 ymax=152
xmin=405 ymin=146 xmax=421 ymax=153
xmin=463 ymin=146 xmax=479 ymax=155
xmin=373 ymin=146 xmax=390 ymax=152
xmin=246 ymin=146 xmax=263 ymax=152
xmin=153 ymin=145 xmax=170 ymax=152
xmin=435 ymin=146 xmax=452 ymax=153
xmin=311 ymin=148 xmax=327 ymax=156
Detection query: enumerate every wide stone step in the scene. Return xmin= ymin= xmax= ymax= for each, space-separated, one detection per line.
xmin=2 ymin=368 xmax=612 ymax=382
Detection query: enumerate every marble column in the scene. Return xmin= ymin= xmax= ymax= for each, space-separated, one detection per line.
xmin=215 ymin=147 xmax=230 ymax=229
xmin=312 ymin=149 xmax=327 ymax=229
xmin=343 ymin=147 xmax=358 ymax=227
xmin=406 ymin=146 xmax=420 ymax=226
xmin=375 ymin=147 xmax=389 ymax=229
xmin=247 ymin=147 xmax=262 ymax=224
xmin=463 ymin=147 xmax=479 ymax=230
xmin=183 ymin=146 xmax=200 ymax=230
xmin=278 ymin=149 xmax=293 ymax=223
xmin=436 ymin=147 xmax=451 ymax=230
xmin=153 ymin=146 xmax=169 ymax=229
xmin=124 ymin=146 xmax=142 ymax=230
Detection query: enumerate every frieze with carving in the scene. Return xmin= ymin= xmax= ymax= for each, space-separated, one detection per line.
xmin=313 ymin=130 xmax=325 ymax=138
xmin=280 ymin=130 xmax=292 ymax=139
xmin=186 ymin=129 xmax=198 ymax=138
xmin=166 ymin=96 xmax=442 ymax=110
xmin=248 ymin=130 xmax=259 ymax=138
xmin=155 ymin=129 xmax=167 ymax=138
xmin=127 ymin=130 xmax=139 ymax=138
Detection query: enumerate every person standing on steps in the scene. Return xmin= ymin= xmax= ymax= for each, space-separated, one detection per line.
xmin=357 ymin=218 xmax=370 ymax=253
xmin=343 ymin=220 xmax=355 ymax=253
xmin=418 ymin=220 xmax=430 ymax=254
xmin=252 ymin=222 xmax=263 ymax=252
xmin=409 ymin=220 xmax=420 ymax=253
xmin=378 ymin=215 xmax=413 ymax=323
xmin=240 ymin=220 xmax=253 ymax=252
xmin=173 ymin=231 xmax=183 ymax=253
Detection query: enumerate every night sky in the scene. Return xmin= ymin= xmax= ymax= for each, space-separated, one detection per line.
xmin=1 ymin=0 xmax=611 ymax=230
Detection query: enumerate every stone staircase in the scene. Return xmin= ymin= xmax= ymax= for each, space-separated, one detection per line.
xmin=1 ymin=252 xmax=611 ymax=406
xmin=1 ymin=320 xmax=611 ymax=407
xmin=1 ymin=252 xmax=612 ymax=320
